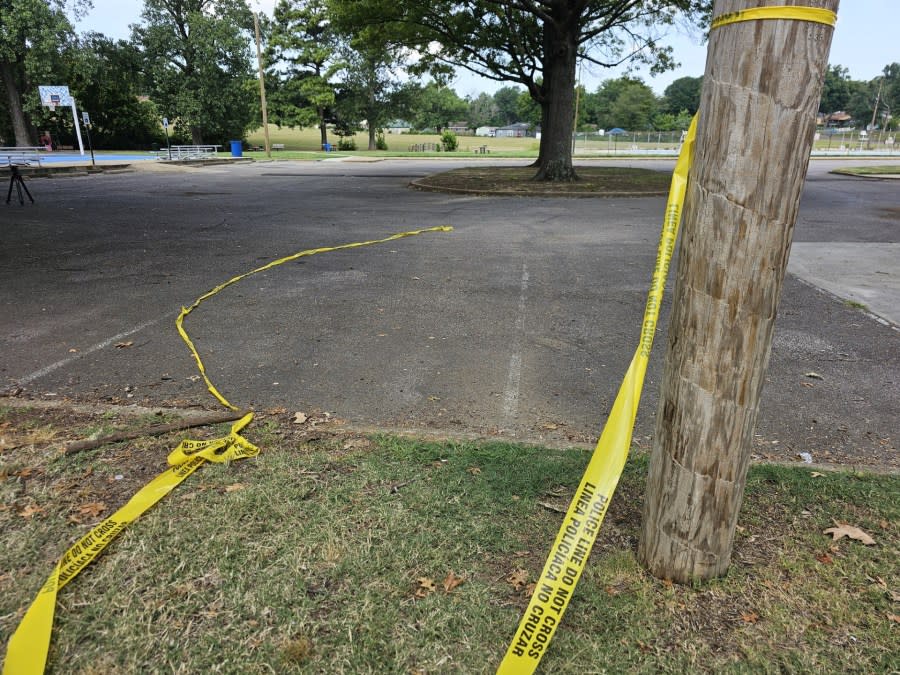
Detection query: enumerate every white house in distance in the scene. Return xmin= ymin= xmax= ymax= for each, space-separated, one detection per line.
xmin=446 ymin=121 xmax=470 ymax=135
xmin=475 ymin=126 xmax=498 ymax=137
xmin=495 ymin=122 xmax=531 ymax=138
xmin=386 ymin=120 xmax=412 ymax=134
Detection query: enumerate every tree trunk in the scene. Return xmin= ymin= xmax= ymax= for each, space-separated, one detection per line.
xmin=533 ymin=17 xmax=577 ymax=182
xmin=1 ymin=60 xmax=34 ymax=146
xmin=638 ymin=0 xmax=838 ymax=583
xmin=528 ymin=99 xmax=551 ymax=168
xmin=367 ymin=86 xmax=377 ymax=150
xmin=319 ymin=108 xmax=328 ymax=148
xmin=191 ymin=126 xmax=204 ymax=145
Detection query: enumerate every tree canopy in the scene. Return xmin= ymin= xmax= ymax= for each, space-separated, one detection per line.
xmin=331 ymin=27 xmax=416 ymax=150
xmin=328 ymin=0 xmax=710 ymax=180
xmin=661 ymin=75 xmax=702 ymax=115
xmin=267 ymin=0 xmax=339 ymax=147
xmin=0 ymin=0 xmax=78 ymax=145
xmin=133 ymin=0 xmax=255 ymax=145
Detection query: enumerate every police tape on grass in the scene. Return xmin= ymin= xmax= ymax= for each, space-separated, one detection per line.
xmin=3 ymin=226 xmax=453 ymax=675
xmin=497 ymin=7 xmax=837 ymax=673
xmin=3 ymin=414 xmax=258 ymax=675
xmin=495 ymin=115 xmax=697 ymax=673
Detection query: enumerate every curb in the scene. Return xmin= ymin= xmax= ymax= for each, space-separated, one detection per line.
xmin=409 ymin=177 xmax=669 ymax=198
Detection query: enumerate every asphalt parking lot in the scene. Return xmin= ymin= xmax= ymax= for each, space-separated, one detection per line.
xmin=2 ymin=157 xmax=897 ymax=469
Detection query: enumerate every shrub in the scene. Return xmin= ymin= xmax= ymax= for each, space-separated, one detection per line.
xmin=440 ymin=130 xmax=458 ymax=152
xmin=337 ymin=137 xmax=357 ymax=151
xmin=375 ymin=132 xmax=388 ymax=150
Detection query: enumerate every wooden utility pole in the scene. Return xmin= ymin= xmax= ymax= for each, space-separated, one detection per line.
xmin=254 ymin=11 xmax=272 ymax=158
xmin=638 ymin=0 xmax=839 ymax=583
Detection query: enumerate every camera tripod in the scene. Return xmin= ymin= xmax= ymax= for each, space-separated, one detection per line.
xmin=6 ymin=166 xmax=34 ymax=205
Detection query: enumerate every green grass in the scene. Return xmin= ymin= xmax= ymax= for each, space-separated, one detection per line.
xmin=831 ymin=165 xmax=900 ymax=176
xmin=242 ymin=125 xmax=899 ymax=158
xmin=245 ymin=125 xmax=541 ymax=155
xmin=1 ymin=406 xmax=898 ymax=673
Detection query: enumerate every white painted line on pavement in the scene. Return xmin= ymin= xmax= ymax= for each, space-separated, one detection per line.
xmin=14 ymin=318 xmax=160 ymax=386
xmin=502 ymin=260 xmax=529 ymax=418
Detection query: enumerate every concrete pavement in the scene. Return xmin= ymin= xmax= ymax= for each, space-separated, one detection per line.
xmin=1 ymin=157 xmax=897 ymax=469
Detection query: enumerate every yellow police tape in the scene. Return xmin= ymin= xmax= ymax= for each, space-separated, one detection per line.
xmin=3 ymin=225 xmax=452 ymax=674
xmin=176 ymin=225 xmax=454 ymax=410
xmin=496 ymin=114 xmax=697 ymax=674
xmin=497 ymin=6 xmax=836 ymax=673
xmin=710 ymin=6 xmax=836 ymax=30
xmin=2 ymin=414 xmax=258 ymax=675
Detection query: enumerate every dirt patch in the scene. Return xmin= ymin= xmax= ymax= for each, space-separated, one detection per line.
xmin=411 ymin=166 xmax=671 ymax=196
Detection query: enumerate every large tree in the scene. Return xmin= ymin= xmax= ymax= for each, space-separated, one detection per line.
xmin=493 ymin=86 xmax=523 ymax=125
xmin=582 ymin=76 xmax=650 ymax=129
xmin=134 ymin=0 xmax=255 ymax=145
xmin=661 ymin=75 xmax=701 ymax=115
xmin=0 ymin=0 xmax=77 ymax=145
xmin=66 ymin=33 xmax=164 ymax=149
xmin=268 ymin=0 xmax=340 ymax=147
xmin=467 ymin=91 xmax=499 ymax=128
xmin=408 ymin=82 xmax=468 ymax=130
xmin=331 ymin=0 xmax=708 ymax=181
xmin=332 ymin=30 xmax=415 ymax=150
xmin=875 ymin=63 xmax=898 ymax=131
xmin=819 ymin=64 xmax=851 ymax=114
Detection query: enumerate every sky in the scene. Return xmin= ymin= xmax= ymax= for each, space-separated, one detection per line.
xmin=76 ymin=0 xmax=897 ymax=97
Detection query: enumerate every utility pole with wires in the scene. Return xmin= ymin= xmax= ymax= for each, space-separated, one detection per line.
xmin=254 ymin=10 xmax=272 ymax=158
xmin=867 ymin=77 xmax=883 ymax=149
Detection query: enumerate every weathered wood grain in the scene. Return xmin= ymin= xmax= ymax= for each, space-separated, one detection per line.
xmin=638 ymin=0 xmax=839 ymax=582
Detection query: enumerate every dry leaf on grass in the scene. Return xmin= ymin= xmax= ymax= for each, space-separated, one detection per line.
xmin=224 ymin=484 xmax=245 ymax=492
xmin=538 ymin=501 xmax=566 ymax=514
xmin=77 ymin=502 xmax=107 ymax=518
xmin=740 ymin=611 xmax=759 ymax=624
xmin=506 ymin=569 xmax=529 ymax=591
xmin=888 ymin=614 xmax=900 ymax=624
xmin=466 ymin=466 xmax=482 ymax=475
xmin=19 ymin=505 xmax=45 ymax=519
xmin=823 ymin=523 xmax=876 ymax=545
xmin=442 ymin=571 xmax=465 ymax=593
xmin=415 ymin=577 xmax=437 ymax=598
xmin=292 ymin=412 xmax=308 ymax=424
xmin=816 ymin=552 xmax=834 ymax=564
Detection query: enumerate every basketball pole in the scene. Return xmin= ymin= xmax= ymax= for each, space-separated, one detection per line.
xmin=71 ymin=98 xmax=85 ymax=156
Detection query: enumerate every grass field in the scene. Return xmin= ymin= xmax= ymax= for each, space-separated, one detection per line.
xmin=1 ymin=404 xmax=897 ymax=673
xmin=246 ymin=125 xmax=541 ymax=155
xmin=831 ymin=165 xmax=900 ymax=176
xmin=243 ymin=124 xmax=899 ymax=158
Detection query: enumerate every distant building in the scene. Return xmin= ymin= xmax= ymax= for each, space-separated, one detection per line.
xmin=475 ymin=126 xmax=498 ymax=137
xmin=386 ymin=120 xmax=412 ymax=134
xmin=495 ymin=122 xmax=531 ymax=138
xmin=446 ymin=121 xmax=471 ymax=135
xmin=823 ymin=111 xmax=853 ymax=128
